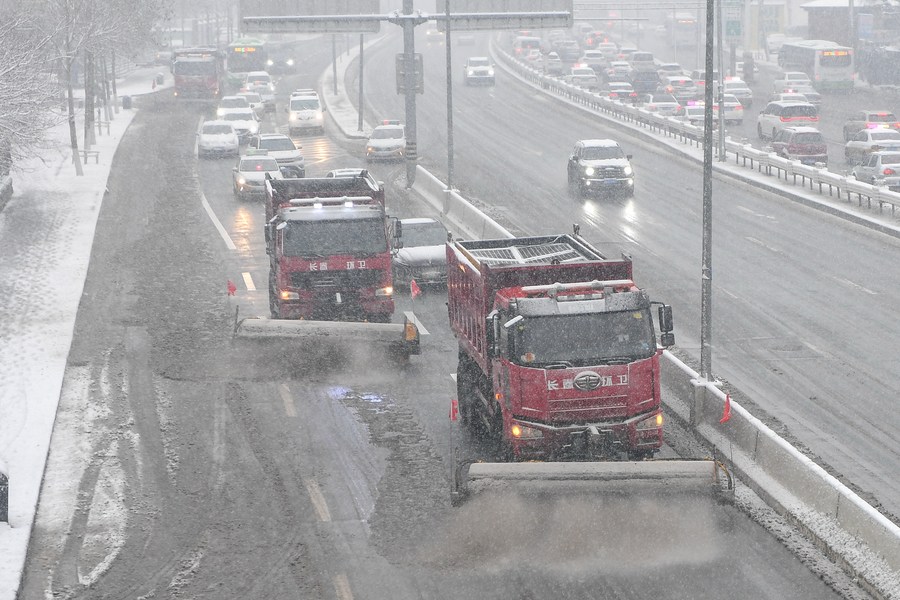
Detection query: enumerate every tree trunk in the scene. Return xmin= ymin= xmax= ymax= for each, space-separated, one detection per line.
xmin=65 ymin=53 xmax=84 ymax=176
xmin=111 ymin=51 xmax=119 ymax=114
xmin=83 ymin=50 xmax=96 ymax=148
xmin=100 ymin=55 xmax=112 ymax=123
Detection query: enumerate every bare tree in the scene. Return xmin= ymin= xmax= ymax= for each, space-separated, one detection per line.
xmin=0 ymin=3 xmax=64 ymax=178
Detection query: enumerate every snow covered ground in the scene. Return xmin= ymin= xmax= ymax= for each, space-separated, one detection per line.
xmin=0 ymin=66 xmax=171 ymax=600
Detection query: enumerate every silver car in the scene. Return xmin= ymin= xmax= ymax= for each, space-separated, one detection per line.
xmin=232 ymin=153 xmax=283 ymax=201
xmin=248 ymin=133 xmax=305 ymax=177
xmin=851 ymin=151 xmax=900 ymax=191
xmin=392 ymin=218 xmax=450 ymax=288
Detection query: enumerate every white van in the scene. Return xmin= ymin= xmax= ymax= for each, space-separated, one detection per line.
xmin=287 ymin=90 xmax=325 ymax=135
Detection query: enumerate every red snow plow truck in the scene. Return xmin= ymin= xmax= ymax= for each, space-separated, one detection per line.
xmin=448 ymin=227 xmax=731 ymax=504
xmin=232 ymin=171 xmax=419 ymax=361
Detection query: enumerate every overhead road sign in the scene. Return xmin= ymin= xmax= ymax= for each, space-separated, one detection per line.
xmin=242 ymin=0 xmax=382 ymax=33
xmin=435 ymin=0 xmax=573 ymax=30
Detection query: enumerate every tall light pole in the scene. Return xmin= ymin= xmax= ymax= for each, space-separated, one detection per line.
xmin=701 ymin=0 xmax=715 ymax=380
xmin=445 ymin=0 xmax=455 ymax=191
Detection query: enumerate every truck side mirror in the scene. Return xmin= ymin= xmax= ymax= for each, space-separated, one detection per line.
xmin=657 ymin=304 xmax=675 ymax=347
xmin=485 ymin=310 xmax=500 ymax=358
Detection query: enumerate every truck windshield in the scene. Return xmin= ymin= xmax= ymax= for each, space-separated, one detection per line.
xmin=282 ymin=219 xmax=387 ymax=257
xmin=173 ymin=61 xmax=216 ymax=76
xmin=510 ymin=310 xmax=656 ymax=367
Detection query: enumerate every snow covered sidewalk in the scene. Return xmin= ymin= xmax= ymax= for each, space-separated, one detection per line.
xmin=0 ymin=66 xmax=171 ymax=600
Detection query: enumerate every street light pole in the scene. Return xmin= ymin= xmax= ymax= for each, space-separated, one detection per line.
xmin=701 ymin=0 xmax=715 ymax=380
xmin=402 ymin=0 xmax=419 ymax=186
xmin=445 ymin=0 xmax=455 ymax=191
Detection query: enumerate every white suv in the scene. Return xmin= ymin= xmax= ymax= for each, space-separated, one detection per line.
xmin=248 ymin=133 xmax=305 ymax=177
xmin=756 ymin=101 xmax=818 ymax=140
xmin=287 ymin=90 xmax=325 ymax=136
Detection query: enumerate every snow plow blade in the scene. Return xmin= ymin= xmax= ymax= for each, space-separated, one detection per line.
xmin=451 ymin=459 xmax=731 ymax=506
xmin=232 ymin=312 xmax=420 ymax=359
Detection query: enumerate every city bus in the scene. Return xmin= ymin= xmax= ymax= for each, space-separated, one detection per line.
xmin=665 ymin=13 xmax=699 ymax=47
xmin=225 ymin=38 xmax=268 ymax=90
xmin=777 ymin=40 xmax=854 ymax=92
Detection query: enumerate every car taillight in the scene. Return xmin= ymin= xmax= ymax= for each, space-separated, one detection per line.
xmin=884 ymin=168 xmax=896 ymax=175
xmin=735 ymin=104 xmax=743 ymax=110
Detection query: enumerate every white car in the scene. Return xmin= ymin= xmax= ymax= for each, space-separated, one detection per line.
xmin=236 ymin=91 xmax=265 ymax=117
xmin=287 ymin=91 xmax=325 ymax=136
xmin=844 ymin=128 xmax=900 ymax=164
xmin=197 ymin=120 xmax=239 ymax=158
xmin=243 ymin=70 xmax=275 ymax=111
xmin=566 ymin=66 xmax=600 ymax=90
xmin=248 ymin=133 xmax=305 ymax=177
xmin=216 ymin=95 xmax=249 ymax=117
xmin=712 ymin=93 xmax=744 ymax=125
xmin=232 ymin=153 xmax=283 ymax=201
xmin=773 ymin=71 xmax=812 ymax=92
xmin=657 ymin=63 xmax=684 ymax=78
xmin=723 ymin=78 xmax=753 ymax=107
xmin=220 ymin=108 xmax=259 ymax=142
xmin=463 ymin=57 xmax=495 ymax=86
xmin=638 ymin=93 xmax=682 ymax=116
xmin=578 ymin=50 xmax=607 ymax=72
xmin=392 ymin=218 xmax=450 ymax=287
xmin=366 ymin=122 xmax=406 ymax=161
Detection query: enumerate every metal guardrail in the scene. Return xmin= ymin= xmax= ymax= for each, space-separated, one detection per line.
xmin=497 ymin=49 xmax=900 ymax=221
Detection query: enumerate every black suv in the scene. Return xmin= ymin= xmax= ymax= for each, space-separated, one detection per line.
xmin=567 ymin=139 xmax=635 ymax=199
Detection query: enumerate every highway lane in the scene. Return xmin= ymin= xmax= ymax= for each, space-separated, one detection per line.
xmin=611 ymin=17 xmax=900 ymax=171
xmin=15 ymin=31 xmax=861 ymax=598
xmin=358 ymin=28 xmax=900 ymax=521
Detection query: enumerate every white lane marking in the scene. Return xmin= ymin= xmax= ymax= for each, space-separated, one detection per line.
xmin=303 ymin=478 xmax=332 ymax=522
xmin=736 ymin=205 xmax=777 ymax=220
xmin=200 ymin=190 xmax=236 ymax=250
xmin=745 ymin=236 xmax=781 ymax=254
xmin=404 ymin=310 xmax=429 ymax=335
xmin=279 ymin=383 xmax=296 ymax=417
xmin=829 ymin=275 xmax=877 ymax=295
xmin=450 ymin=373 xmax=457 ymax=382
xmin=242 ymin=272 xmax=256 ymax=291
xmin=333 ymin=573 xmax=354 ymax=600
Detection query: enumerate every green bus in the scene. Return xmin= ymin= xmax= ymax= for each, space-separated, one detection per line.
xmin=225 ymin=38 xmax=268 ymax=90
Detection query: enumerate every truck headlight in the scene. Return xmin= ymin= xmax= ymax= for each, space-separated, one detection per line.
xmin=367 ymin=146 xmax=376 ymax=153
xmin=315 ymin=112 xmax=324 ymax=121
xmin=487 ymin=68 xmax=495 ymax=76
xmin=286 ymin=58 xmax=294 ymax=66
xmin=510 ymin=423 xmax=543 ymax=439
xmin=584 ymin=166 xmax=595 ymax=176
xmin=375 ymin=286 xmax=393 ymax=297
xmin=623 ymin=166 xmax=633 ymax=176
xmin=636 ymin=411 xmax=663 ymax=431
xmin=279 ymin=290 xmax=299 ymax=301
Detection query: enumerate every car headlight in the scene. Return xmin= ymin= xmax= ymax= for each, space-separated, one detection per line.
xmin=249 ymin=122 xmax=259 ymax=133
xmin=584 ymin=166 xmax=595 ymax=176
xmin=315 ymin=112 xmax=324 ymax=121
xmin=237 ymin=177 xmax=246 ymax=185
xmin=266 ymin=59 xmax=274 ymax=66
xmin=623 ymin=166 xmax=633 ymax=176
xmin=286 ymin=59 xmax=294 ymax=66
xmin=487 ymin=69 xmax=495 ymax=76
xmin=367 ymin=146 xmax=376 ymax=152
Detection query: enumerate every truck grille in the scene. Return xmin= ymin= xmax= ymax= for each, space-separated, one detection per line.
xmin=290 ymin=269 xmax=382 ymax=289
